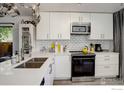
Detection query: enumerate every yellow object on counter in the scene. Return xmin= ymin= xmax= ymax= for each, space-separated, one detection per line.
xmin=57 ymin=43 xmax=61 ymax=53
xmin=51 ymin=42 xmax=55 ymax=49
xmin=82 ymin=47 xmax=88 ymax=54
xmin=90 ymin=47 xmax=95 ymax=54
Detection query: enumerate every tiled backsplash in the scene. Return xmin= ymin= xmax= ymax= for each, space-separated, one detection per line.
xmin=35 ymin=35 xmax=113 ymax=52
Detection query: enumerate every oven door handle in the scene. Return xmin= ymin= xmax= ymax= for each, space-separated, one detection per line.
xmin=73 ymin=58 xmax=95 ymax=60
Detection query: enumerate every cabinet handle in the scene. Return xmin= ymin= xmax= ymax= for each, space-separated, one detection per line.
xmin=104 ymin=58 xmax=110 ymax=61
xmin=104 ymin=56 xmax=110 ymax=57
xmin=104 ymin=66 xmax=110 ymax=68
xmin=60 ymin=34 xmax=62 ymax=38
xmin=79 ymin=17 xmax=81 ymax=22
xmin=47 ymin=34 xmax=49 ymax=39
xmin=101 ymin=34 xmax=102 ymax=39
xmin=80 ymin=17 xmax=83 ymax=21
xmin=49 ymin=64 xmax=52 ymax=74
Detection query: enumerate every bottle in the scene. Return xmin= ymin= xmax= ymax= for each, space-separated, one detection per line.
xmin=51 ymin=42 xmax=55 ymax=49
xmin=11 ymin=55 xmax=16 ymax=64
xmin=15 ymin=51 xmax=19 ymax=63
xmin=90 ymin=43 xmax=95 ymax=53
xmin=55 ymin=42 xmax=58 ymax=53
xmin=61 ymin=45 xmax=63 ymax=53
xmin=57 ymin=43 xmax=61 ymax=53
xmin=51 ymin=42 xmax=55 ymax=52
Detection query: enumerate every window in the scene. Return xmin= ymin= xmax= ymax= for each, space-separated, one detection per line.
xmin=0 ymin=26 xmax=13 ymax=42
xmin=0 ymin=26 xmax=13 ymax=58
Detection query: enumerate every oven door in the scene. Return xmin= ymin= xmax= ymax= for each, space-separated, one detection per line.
xmin=72 ymin=56 xmax=95 ymax=77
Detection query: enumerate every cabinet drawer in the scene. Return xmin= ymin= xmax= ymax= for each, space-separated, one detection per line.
xmin=95 ymin=54 xmax=119 ymax=65
xmin=95 ymin=65 xmax=118 ymax=77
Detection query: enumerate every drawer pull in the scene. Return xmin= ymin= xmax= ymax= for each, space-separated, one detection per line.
xmin=104 ymin=56 xmax=110 ymax=57
xmin=104 ymin=66 xmax=110 ymax=68
xmin=104 ymin=58 xmax=110 ymax=61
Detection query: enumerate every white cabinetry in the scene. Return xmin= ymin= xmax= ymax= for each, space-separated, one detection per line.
xmin=36 ymin=12 xmax=50 ymax=40
xmin=70 ymin=13 xmax=91 ymax=23
xmin=95 ymin=53 xmax=119 ymax=77
xmin=90 ymin=13 xmax=113 ymax=40
xmin=50 ymin=12 xmax=71 ymax=40
xmin=36 ymin=12 xmax=70 ymax=40
xmin=44 ymin=58 xmax=55 ymax=85
xmin=55 ymin=54 xmax=71 ymax=80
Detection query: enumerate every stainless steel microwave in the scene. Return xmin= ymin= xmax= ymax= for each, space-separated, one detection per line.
xmin=71 ymin=22 xmax=91 ymax=35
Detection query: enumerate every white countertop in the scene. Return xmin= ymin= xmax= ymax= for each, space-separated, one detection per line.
xmin=0 ymin=51 xmax=118 ymax=85
xmin=32 ymin=51 xmax=71 ymax=56
xmin=0 ymin=53 xmax=54 ymax=85
xmin=95 ymin=51 xmax=119 ymax=54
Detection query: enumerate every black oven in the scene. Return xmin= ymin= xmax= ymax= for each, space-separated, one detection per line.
xmin=71 ymin=53 xmax=95 ymax=80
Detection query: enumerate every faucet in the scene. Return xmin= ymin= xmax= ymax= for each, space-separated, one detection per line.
xmin=40 ymin=46 xmax=47 ymax=53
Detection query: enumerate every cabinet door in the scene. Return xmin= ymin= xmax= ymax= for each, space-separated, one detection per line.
xmin=70 ymin=13 xmax=80 ymax=22
xmin=102 ymin=14 xmax=113 ymax=40
xmin=44 ymin=63 xmax=50 ymax=85
xmin=70 ymin=13 xmax=91 ymax=23
xmin=50 ymin=13 xmax=71 ymax=40
xmin=90 ymin=13 xmax=113 ymax=40
xmin=95 ymin=53 xmax=119 ymax=77
xmin=95 ymin=53 xmax=119 ymax=65
xmin=95 ymin=65 xmax=118 ymax=77
xmin=55 ymin=55 xmax=71 ymax=79
xmin=80 ymin=13 xmax=91 ymax=22
xmin=44 ymin=58 xmax=55 ymax=85
xmin=36 ymin=12 xmax=50 ymax=40
xmin=44 ymin=63 xmax=53 ymax=85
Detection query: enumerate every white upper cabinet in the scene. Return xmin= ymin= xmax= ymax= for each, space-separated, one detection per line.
xmin=70 ymin=13 xmax=91 ymax=23
xmin=90 ymin=13 xmax=113 ymax=40
xmin=50 ymin=12 xmax=71 ymax=40
xmin=36 ymin=12 xmax=50 ymax=40
xmin=36 ymin=12 xmax=70 ymax=40
xmin=36 ymin=12 xmax=113 ymax=40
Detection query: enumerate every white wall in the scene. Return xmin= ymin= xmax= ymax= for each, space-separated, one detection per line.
xmin=0 ymin=16 xmax=32 ymax=55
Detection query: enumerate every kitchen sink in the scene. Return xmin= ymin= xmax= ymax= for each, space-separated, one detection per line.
xmin=15 ymin=58 xmax=48 ymax=68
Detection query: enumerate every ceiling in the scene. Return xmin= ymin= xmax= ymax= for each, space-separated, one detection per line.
xmin=39 ymin=3 xmax=124 ymax=13
xmin=14 ymin=3 xmax=124 ymax=16
xmin=16 ymin=3 xmax=33 ymax=16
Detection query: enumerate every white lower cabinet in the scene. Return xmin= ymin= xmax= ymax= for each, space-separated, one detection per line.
xmin=95 ymin=53 xmax=119 ymax=77
xmin=55 ymin=55 xmax=71 ymax=80
xmin=95 ymin=65 xmax=118 ymax=77
xmin=44 ymin=58 xmax=55 ymax=85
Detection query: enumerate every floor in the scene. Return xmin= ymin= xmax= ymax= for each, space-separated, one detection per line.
xmin=54 ymin=78 xmax=124 ymax=85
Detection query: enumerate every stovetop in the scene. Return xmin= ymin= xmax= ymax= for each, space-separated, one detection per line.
xmin=69 ymin=51 xmax=96 ymax=57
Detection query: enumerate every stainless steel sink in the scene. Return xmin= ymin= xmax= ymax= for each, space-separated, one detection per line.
xmin=15 ymin=58 xmax=48 ymax=68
